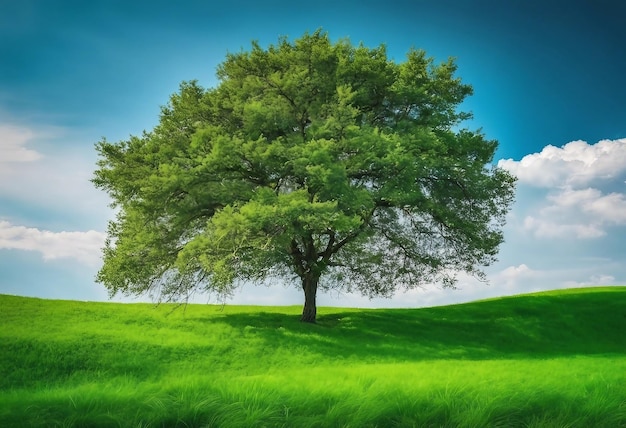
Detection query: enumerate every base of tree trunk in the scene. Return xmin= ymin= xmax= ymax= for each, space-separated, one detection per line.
xmin=301 ymin=273 xmax=318 ymax=323
xmin=300 ymin=311 xmax=317 ymax=323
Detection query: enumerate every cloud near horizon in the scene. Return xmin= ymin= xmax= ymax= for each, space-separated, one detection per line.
xmin=0 ymin=220 xmax=105 ymax=266
xmin=499 ymin=138 xmax=626 ymax=239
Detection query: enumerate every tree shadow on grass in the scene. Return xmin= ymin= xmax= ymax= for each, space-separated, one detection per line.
xmin=188 ymin=289 xmax=626 ymax=362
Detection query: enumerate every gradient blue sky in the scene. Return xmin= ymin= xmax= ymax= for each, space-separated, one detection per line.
xmin=1 ymin=0 xmax=625 ymax=307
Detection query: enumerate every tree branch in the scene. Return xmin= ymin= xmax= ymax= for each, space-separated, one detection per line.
xmin=318 ymin=229 xmax=336 ymax=261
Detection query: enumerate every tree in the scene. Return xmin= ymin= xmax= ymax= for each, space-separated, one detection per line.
xmin=93 ymin=30 xmax=516 ymax=323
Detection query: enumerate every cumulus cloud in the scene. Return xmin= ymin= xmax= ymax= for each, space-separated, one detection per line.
xmin=546 ymin=188 xmax=626 ymax=223
xmin=0 ymin=220 xmax=105 ymax=266
xmin=500 ymin=139 xmax=626 ymax=239
xmin=0 ymin=124 xmax=43 ymax=162
xmin=498 ymin=138 xmax=626 ymax=188
xmin=583 ymin=192 xmax=626 ymax=223
xmin=495 ymin=263 xmax=535 ymax=284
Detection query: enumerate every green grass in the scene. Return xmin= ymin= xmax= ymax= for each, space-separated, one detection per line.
xmin=1 ymin=286 xmax=625 ymax=427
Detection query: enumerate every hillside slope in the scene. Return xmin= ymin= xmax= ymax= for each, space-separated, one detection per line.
xmin=1 ymin=286 xmax=625 ymax=427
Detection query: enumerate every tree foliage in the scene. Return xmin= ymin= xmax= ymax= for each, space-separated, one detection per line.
xmin=93 ymin=30 xmax=516 ymax=322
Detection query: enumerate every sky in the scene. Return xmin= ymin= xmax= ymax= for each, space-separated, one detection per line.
xmin=1 ymin=0 xmax=625 ymax=308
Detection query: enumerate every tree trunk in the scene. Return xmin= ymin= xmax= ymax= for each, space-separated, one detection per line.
xmin=300 ymin=272 xmax=319 ymax=323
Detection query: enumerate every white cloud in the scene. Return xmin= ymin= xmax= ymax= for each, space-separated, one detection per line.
xmin=563 ymin=274 xmax=619 ymax=288
xmin=0 ymin=121 xmax=112 ymax=229
xmin=499 ymin=138 xmax=626 ymax=188
xmin=0 ymin=220 xmax=105 ymax=266
xmin=543 ymin=187 xmax=626 ymax=223
xmin=501 ymin=138 xmax=626 ymax=239
xmin=547 ymin=187 xmax=601 ymax=208
xmin=495 ymin=263 xmax=534 ymax=284
xmin=521 ymin=188 xmax=626 ymax=239
xmin=584 ymin=192 xmax=626 ymax=223
xmin=522 ymin=216 xmax=605 ymax=239
xmin=0 ymin=124 xmax=43 ymax=162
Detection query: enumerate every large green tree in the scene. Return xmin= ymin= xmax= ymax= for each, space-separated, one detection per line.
xmin=93 ymin=30 xmax=516 ymax=323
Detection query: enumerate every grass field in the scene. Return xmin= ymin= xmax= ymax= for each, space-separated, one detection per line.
xmin=1 ymin=286 xmax=625 ymax=427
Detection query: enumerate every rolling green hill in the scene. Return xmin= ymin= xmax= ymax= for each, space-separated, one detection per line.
xmin=1 ymin=287 xmax=625 ymax=427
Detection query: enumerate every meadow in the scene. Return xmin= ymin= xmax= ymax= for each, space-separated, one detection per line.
xmin=1 ymin=286 xmax=625 ymax=427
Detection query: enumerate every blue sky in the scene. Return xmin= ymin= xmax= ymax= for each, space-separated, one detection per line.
xmin=1 ymin=0 xmax=625 ymax=307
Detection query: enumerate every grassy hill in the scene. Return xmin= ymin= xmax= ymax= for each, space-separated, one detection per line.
xmin=1 ymin=287 xmax=625 ymax=427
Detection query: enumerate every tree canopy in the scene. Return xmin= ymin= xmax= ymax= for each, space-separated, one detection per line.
xmin=93 ymin=30 xmax=516 ymax=322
